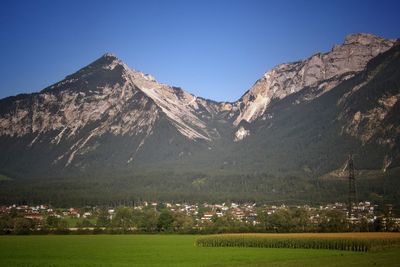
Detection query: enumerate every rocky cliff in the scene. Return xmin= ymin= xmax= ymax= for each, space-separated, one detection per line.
xmin=232 ymin=34 xmax=395 ymax=128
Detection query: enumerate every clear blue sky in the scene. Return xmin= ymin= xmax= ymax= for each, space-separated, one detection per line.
xmin=1 ymin=0 xmax=399 ymax=102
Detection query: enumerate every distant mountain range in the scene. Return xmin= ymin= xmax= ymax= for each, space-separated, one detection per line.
xmin=0 ymin=33 xmax=399 ymax=205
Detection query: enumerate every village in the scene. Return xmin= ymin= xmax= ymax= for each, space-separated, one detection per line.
xmin=1 ymin=200 xmax=399 ymax=233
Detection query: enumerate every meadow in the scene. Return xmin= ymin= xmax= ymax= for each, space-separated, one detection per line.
xmin=0 ymin=234 xmax=400 ymax=267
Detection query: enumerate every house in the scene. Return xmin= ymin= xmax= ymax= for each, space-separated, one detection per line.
xmin=201 ymin=212 xmax=215 ymax=221
xmin=24 ymin=214 xmax=44 ymax=221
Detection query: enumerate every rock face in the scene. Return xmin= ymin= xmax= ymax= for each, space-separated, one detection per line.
xmin=234 ymin=126 xmax=250 ymax=142
xmin=240 ymin=41 xmax=400 ymax=174
xmin=232 ymin=33 xmax=395 ymax=126
xmin=337 ymin=47 xmax=400 ymax=150
xmin=0 ymin=54 xmax=220 ymax=141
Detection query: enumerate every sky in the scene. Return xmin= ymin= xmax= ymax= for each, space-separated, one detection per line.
xmin=0 ymin=0 xmax=399 ymax=102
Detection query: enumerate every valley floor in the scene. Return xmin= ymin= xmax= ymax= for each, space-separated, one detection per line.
xmin=0 ymin=235 xmax=399 ymax=266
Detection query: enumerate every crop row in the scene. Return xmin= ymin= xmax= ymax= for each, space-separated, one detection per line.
xmin=196 ymin=235 xmax=400 ymax=252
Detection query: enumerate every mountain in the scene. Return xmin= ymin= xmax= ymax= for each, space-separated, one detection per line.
xmin=0 ymin=33 xmax=399 ymax=205
xmin=228 ymin=40 xmax=400 ymax=174
xmin=0 ymin=53 xmax=230 ymax=175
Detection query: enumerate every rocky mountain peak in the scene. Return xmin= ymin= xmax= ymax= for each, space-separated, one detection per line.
xmin=102 ymin=52 xmax=118 ymax=59
xmin=232 ymin=33 xmax=395 ymax=126
xmin=344 ymin=33 xmax=391 ymax=45
xmin=80 ymin=52 xmax=122 ymax=71
xmin=0 ymin=50 xmax=225 ymax=169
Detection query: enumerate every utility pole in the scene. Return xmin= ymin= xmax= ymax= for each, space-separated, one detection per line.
xmin=347 ymin=154 xmax=357 ymax=219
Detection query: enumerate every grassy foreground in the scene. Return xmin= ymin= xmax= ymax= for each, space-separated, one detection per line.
xmin=0 ymin=234 xmax=399 ymax=267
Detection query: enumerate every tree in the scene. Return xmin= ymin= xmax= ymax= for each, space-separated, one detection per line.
xmin=212 ymin=213 xmax=238 ymax=232
xmin=0 ymin=215 xmax=13 ymax=234
xmin=9 ymin=208 xmax=18 ymax=218
xmin=172 ymin=212 xmax=194 ymax=233
xmin=57 ymin=219 xmax=69 ymax=232
xmin=45 ymin=216 xmax=69 ymax=233
xmin=77 ymin=219 xmax=93 ymax=228
xmin=359 ymin=217 xmax=372 ymax=232
xmin=13 ymin=218 xmax=34 ymax=235
xmin=271 ymin=210 xmax=293 ymax=232
xmin=112 ymin=207 xmax=133 ymax=231
xmin=291 ymin=208 xmax=311 ymax=232
xmin=257 ymin=207 xmax=313 ymax=233
xmin=373 ymin=216 xmax=385 ymax=232
xmin=46 ymin=216 xmax=61 ymax=228
xmin=318 ymin=210 xmax=348 ymax=232
xmin=96 ymin=209 xmax=110 ymax=227
xmin=157 ymin=210 xmax=174 ymax=231
xmin=140 ymin=209 xmax=159 ymax=232
xmin=258 ymin=209 xmax=293 ymax=233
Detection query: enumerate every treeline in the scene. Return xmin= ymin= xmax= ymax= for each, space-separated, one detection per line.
xmin=1 ymin=169 xmax=399 ymax=207
xmin=257 ymin=208 xmax=392 ymax=233
xmin=1 ymin=206 xmax=397 ymax=235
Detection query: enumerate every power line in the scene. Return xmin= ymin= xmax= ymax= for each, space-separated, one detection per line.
xmin=347 ymin=154 xmax=357 ymax=218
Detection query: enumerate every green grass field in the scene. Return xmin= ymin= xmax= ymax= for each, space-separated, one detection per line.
xmin=0 ymin=235 xmax=399 ymax=267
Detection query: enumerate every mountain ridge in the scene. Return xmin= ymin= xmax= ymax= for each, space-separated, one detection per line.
xmin=0 ymin=33 xmax=399 ymax=205
xmin=231 ymin=33 xmax=395 ymax=127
